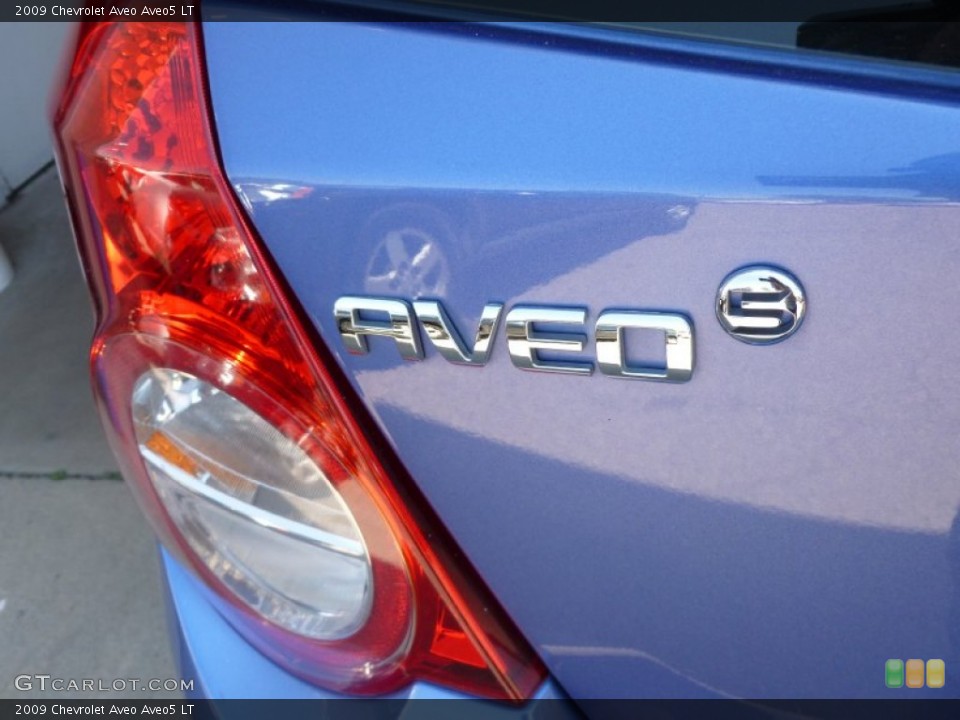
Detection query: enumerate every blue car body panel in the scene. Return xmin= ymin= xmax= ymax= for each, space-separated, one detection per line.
xmin=198 ymin=18 xmax=960 ymax=698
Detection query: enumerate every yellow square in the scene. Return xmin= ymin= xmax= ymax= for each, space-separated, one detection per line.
xmin=927 ymin=659 xmax=945 ymax=689
xmin=906 ymin=659 xmax=925 ymax=688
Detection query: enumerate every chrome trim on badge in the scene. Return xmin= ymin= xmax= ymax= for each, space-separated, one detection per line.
xmin=715 ymin=266 xmax=806 ymax=345
xmin=596 ymin=311 xmax=694 ymax=382
xmin=334 ymin=296 xmax=697 ymax=382
xmin=333 ymin=296 xmax=423 ymax=360
xmin=505 ymin=306 xmax=593 ymax=375
xmin=414 ymin=300 xmax=503 ymax=366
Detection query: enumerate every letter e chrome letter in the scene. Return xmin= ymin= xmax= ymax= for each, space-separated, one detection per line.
xmin=505 ymin=306 xmax=592 ymax=375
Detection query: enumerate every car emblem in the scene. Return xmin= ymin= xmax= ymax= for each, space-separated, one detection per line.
xmin=334 ymin=297 xmax=695 ymax=382
xmin=715 ymin=266 xmax=806 ymax=345
xmin=334 ymin=264 xmax=806 ymax=381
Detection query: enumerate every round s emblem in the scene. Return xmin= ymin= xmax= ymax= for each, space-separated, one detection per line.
xmin=716 ymin=266 xmax=806 ymax=344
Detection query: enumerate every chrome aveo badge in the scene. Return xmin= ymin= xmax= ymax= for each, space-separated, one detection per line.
xmin=334 ymin=297 xmax=695 ymax=382
xmin=716 ymin=266 xmax=806 ymax=345
xmin=335 ymin=266 xmax=806 ymax=382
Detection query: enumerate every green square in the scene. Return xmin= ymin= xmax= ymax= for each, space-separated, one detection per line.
xmin=886 ymin=659 xmax=904 ymax=688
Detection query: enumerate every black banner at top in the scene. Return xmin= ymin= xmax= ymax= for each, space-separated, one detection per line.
xmin=4 ymin=0 xmax=960 ymax=22
xmin=7 ymin=1 xmax=196 ymax=21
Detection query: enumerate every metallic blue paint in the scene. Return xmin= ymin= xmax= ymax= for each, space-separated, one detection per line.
xmin=198 ymin=17 xmax=960 ymax=698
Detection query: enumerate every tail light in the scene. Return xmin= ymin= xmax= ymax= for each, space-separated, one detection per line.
xmin=51 ymin=20 xmax=544 ymax=699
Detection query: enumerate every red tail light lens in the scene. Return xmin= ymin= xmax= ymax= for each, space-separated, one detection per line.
xmin=52 ymin=20 xmax=544 ymax=700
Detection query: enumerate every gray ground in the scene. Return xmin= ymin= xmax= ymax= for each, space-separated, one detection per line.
xmin=0 ymin=169 xmax=181 ymax=699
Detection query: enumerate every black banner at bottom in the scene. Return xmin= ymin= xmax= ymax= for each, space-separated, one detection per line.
xmin=3 ymin=699 xmax=960 ymax=720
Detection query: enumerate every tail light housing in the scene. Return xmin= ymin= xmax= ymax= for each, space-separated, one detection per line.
xmin=51 ymin=19 xmax=544 ymax=699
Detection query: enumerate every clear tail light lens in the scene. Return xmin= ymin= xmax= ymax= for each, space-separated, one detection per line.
xmin=132 ymin=366 xmax=375 ymax=641
xmin=51 ymin=20 xmax=544 ymax=699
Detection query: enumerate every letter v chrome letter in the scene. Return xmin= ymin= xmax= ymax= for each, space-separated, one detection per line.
xmin=413 ymin=300 xmax=503 ymax=366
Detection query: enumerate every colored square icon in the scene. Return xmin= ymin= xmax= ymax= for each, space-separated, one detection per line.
xmin=885 ymin=659 xmax=904 ymax=688
xmin=906 ymin=659 xmax=925 ymax=688
xmin=927 ymin=659 xmax=945 ymax=688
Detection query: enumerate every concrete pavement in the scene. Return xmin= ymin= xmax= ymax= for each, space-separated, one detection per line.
xmin=0 ymin=168 xmax=181 ymax=699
